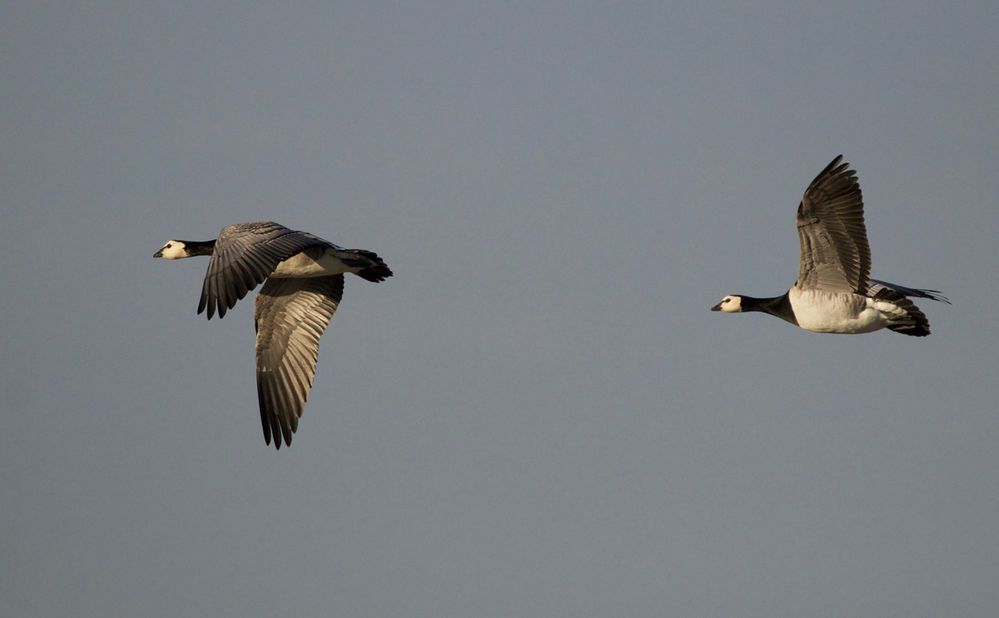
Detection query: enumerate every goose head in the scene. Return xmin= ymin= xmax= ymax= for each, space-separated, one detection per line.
xmin=153 ymin=240 xmax=193 ymax=259
xmin=711 ymin=295 xmax=743 ymax=313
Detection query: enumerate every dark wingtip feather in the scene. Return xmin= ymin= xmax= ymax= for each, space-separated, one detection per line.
xmin=820 ymin=154 xmax=843 ymax=171
xmin=258 ymin=380 xmax=273 ymax=446
xmin=920 ymin=289 xmax=951 ymax=304
xmin=870 ymin=279 xmax=951 ymax=304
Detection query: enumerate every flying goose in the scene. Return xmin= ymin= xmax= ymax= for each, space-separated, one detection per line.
xmin=711 ymin=155 xmax=948 ymax=335
xmin=154 ymin=221 xmax=392 ymax=448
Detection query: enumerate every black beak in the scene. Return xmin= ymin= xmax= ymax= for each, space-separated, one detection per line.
xmin=710 ymin=303 xmax=722 ymax=311
xmin=153 ymin=249 xmax=164 ymax=258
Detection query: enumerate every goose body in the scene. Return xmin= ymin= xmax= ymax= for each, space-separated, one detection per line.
xmin=268 ymin=249 xmax=357 ymax=278
xmin=712 ymin=156 xmax=948 ymax=336
xmin=788 ymin=288 xmax=896 ymax=334
xmin=155 ymin=221 xmax=392 ymax=448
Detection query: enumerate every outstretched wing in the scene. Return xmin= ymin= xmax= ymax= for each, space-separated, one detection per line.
xmin=869 ymin=279 xmax=951 ymax=304
xmin=198 ymin=222 xmax=328 ymax=319
xmin=254 ymin=274 xmax=344 ymax=449
xmin=795 ymin=156 xmax=870 ymax=293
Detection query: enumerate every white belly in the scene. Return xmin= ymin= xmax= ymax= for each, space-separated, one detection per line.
xmin=788 ymin=288 xmax=887 ymax=334
xmin=269 ymin=249 xmax=356 ymax=278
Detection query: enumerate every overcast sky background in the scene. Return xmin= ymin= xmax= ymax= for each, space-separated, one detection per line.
xmin=2 ymin=2 xmax=998 ymax=617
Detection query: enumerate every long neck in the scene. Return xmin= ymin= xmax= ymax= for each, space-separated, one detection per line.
xmin=741 ymin=292 xmax=797 ymax=325
xmin=184 ymin=239 xmax=216 ymax=256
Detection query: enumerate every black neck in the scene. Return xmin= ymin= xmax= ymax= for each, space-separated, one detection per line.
xmin=741 ymin=292 xmax=797 ymax=325
xmin=184 ymin=239 xmax=216 ymax=256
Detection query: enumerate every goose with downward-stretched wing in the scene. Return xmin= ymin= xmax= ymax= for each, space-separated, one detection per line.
xmin=711 ymin=156 xmax=948 ymax=335
xmin=155 ymin=221 xmax=392 ymax=448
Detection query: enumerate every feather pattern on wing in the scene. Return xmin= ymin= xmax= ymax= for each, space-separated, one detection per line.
xmin=795 ymin=155 xmax=871 ymax=293
xmin=254 ymin=274 xmax=344 ymax=449
xmin=198 ymin=222 xmax=330 ymax=319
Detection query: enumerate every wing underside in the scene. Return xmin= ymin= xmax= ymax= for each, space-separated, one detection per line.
xmin=254 ymin=274 xmax=344 ymax=449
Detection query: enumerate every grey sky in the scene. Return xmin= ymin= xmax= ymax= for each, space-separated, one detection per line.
xmin=2 ymin=2 xmax=997 ymax=617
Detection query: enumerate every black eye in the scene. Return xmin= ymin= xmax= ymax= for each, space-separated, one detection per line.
xmin=166 ymin=243 xmax=172 ymax=248
xmin=722 ymin=298 xmax=729 ymax=303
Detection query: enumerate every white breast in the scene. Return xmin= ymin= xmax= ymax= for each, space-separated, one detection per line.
xmin=270 ymin=249 xmax=355 ymax=278
xmin=788 ymin=287 xmax=887 ymax=334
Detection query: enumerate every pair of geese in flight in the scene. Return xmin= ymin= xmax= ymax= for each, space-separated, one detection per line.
xmin=156 ymin=155 xmax=949 ymax=449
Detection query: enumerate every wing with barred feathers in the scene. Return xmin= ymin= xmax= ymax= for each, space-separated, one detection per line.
xmin=198 ymin=222 xmax=330 ymax=319
xmin=795 ymin=156 xmax=870 ymax=294
xmin=254 ymin=274 xmax=344 ymax=449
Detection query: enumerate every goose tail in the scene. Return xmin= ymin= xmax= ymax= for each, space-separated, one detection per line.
xmin=338 ymin=249 xmax=394 ymax=283
xmin=870 ymin=286 xmax=932 ymax=337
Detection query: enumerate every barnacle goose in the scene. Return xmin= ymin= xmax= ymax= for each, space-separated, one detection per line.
xmin=711 ymin=156 xmax=948 ymax=335
xmin=155 ymin=221 xmax=392 ymax=448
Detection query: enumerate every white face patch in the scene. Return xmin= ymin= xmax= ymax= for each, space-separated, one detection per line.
xmin=716 ymin=295 xmax=743 ymax=313
xmin=157 ymin=240 xmax=189 ymax=259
